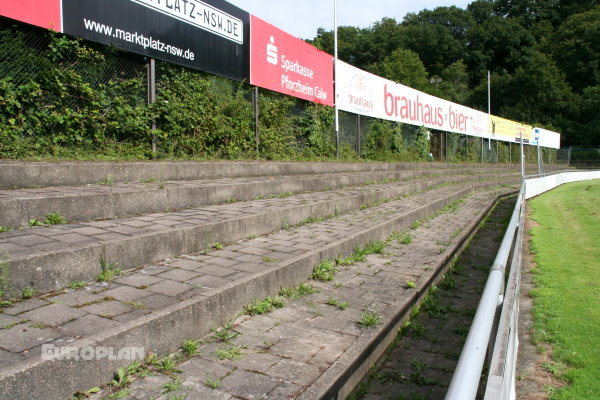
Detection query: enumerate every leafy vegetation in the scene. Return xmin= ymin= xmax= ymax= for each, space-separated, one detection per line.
xmin=215 ymin=345 xmax=244 ymax=361
xmin=279 ymin=283 xmax=319 ymax=299
xmin=357 ymin=308 xmax=383 ymax=328
xmin=96 ymin=256 xmax=121 ymax=282
xmin=243 ymin=296 xmax=285 ymax=316
xmin=3 ymin=1 xmax=598 ymax=165
xmin=311 ymin=260 xmax=337 ymax=281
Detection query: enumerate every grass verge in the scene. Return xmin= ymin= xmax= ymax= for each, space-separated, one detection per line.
xmin=528 ymin=179 xmax=600 ymax=399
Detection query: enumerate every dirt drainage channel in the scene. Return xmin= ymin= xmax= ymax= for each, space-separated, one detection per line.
xmin=350 ymin=195 xmax=516 ymax=400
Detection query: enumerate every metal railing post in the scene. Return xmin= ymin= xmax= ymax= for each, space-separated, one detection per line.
xmin=253 ymin=86 xmax=259 ymax=157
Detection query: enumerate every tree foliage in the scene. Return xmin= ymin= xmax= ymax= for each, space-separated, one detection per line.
xmin=311 ymin=0 xmax=600 ymax=146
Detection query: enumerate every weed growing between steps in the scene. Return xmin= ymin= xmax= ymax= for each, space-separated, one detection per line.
xmin=243 ymin=296 xmax=285 ymax=316
xmin=96 ymin=256 xmax=122 ymax=282
xmin=357 ymin=308 xmax=383 ymax=328
xmin=326 ymin=296 xmax=349 ymax=310
xmin=279 ymin=283 xmax=319 ymax=299
xmin=311 ymin=242 xmax=386 ymax=281
xmin=28 ymin=212 xmax=68 ymax=227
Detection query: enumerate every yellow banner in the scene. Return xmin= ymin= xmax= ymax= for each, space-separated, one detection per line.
xmin=489 ymin=115 xmax=532 ymax=143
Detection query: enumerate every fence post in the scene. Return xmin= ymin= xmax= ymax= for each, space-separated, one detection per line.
xmin=146 ymin=58 xmax=157 ymax=158
xmin=445 ymin=131 xmax=448 ymax=162
xmin=496 ymin=140 xmax=499 ymax=163
xmin=481 ymin=137 xmax=484 ymax=163
xmin=253 ymin=86 xmax=259 ymax=157
xmin=356 ymin=114 xmax=361 ymax=156
xmin=520 ymin=132 xmax=525 ymax=179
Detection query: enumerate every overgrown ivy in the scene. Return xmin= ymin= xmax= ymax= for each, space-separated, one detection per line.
xmin=0 ymin=25 xmax=450 ymax=162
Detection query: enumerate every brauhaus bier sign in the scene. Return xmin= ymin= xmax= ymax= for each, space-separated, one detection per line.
xmin=336 ymin=60 xmax=490 ymax=139
xmin=1 ymin=0 xmax=250 ymax=81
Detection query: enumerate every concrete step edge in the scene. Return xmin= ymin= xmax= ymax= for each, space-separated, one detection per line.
xmin=5 ymin=176 xmax=518 ymax=293
xmin=0 ymin=168 xmax=517 ymax=228
xmin=0 ymin=160 xmax=517 ymax=189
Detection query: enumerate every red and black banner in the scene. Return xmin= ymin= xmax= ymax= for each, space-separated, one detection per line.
xmin=0 ymin=0 xmax=250 ymax=81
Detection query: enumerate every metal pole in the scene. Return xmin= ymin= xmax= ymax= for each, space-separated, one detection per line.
xmin=481 ymin=137 xmax=484 ymax=163
xmin=520 ymin=133 xmax=524 ymax=180
xmin=487 ymin=70 xmax=491 ymax=153
xmin=253 ymin=86 xmax=259 ymax=157
xmin=334 ymin=0 xmax=339 ymax=159
xmin=445 ymin=131 xmax=448 ymax=162
xmin=538 ymin=145 xmax=544 ymax=175
xmin=147 ymin=58 xmax=157 ymax=158
xmin=509 ymin=142 xmax=512 ymax=164
xmin=356 ymin=114 xmax=361 ymax=155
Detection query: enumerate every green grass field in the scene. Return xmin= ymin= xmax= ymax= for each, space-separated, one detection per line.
xmin=528 ymin=179 xmax=600 ymax=399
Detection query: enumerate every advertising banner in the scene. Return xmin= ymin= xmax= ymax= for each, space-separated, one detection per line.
xmin=250 ymin=15 xmax=333 ymax=106
xmin=1 ymin=0 xmax=250 ymax=81
xmin=336 ymin=61 xmax=489 ymax=138
xmin=533 ymin=127 xmax=561 ymax=149
xmin=0 ymin=0 xmax=61 ymax=31
xmin=489 ymin=115 xmax=532 ymax=144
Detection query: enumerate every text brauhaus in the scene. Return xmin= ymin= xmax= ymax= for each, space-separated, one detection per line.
xmin=384 ymin=84 xmax=470 ymax=132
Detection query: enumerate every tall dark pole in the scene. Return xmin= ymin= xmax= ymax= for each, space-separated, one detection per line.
xmin=147 ymin=58 xmax=157 ymax=158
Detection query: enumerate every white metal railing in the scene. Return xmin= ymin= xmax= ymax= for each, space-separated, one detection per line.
xmin=445 ymin=169 xmax=600 ymax=400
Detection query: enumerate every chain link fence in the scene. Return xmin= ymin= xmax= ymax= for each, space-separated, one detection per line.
xmin=557 ymin=147 xmax=600 ymax=169
xmin=0 ymin=20 xmax=146 ymax=113
xmin=0 ymin=19 xmax=556 ymax=164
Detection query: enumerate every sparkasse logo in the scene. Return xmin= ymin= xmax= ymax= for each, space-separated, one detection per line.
xmin=267 ymin=36 xmax=278 ymax=65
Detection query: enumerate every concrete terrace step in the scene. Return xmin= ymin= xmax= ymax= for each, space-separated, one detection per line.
xmin=0 ymin=173 xmax=518 ymax=293
xmin=0 ymin=160 xmax=505 ymax=189
xmin=0 ymin=167 xmax=515 ymax=229
xmin=0 ymin=180 xmax=519 ymax=400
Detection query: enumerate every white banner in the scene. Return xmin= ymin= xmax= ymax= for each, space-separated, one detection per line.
xmin=533 ymin=127 xmax=561 ymax=149
xmin=337 ymin=61 xmax=489 ymax=138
